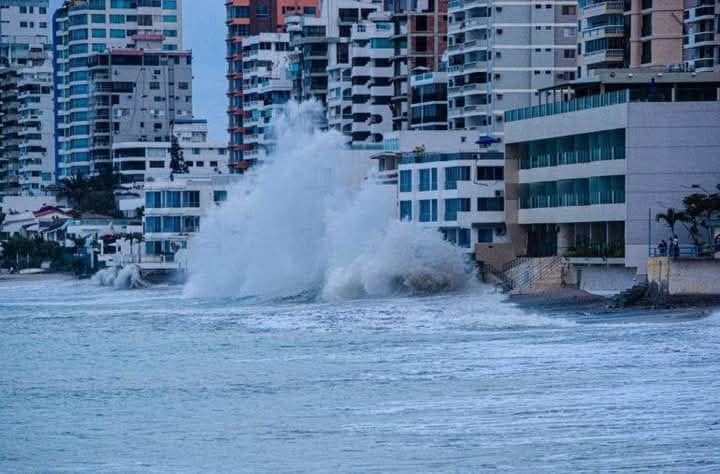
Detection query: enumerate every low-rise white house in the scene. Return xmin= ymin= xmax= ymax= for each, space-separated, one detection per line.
xmin=374 ymin=130 xmax=507 ymax=251
xmin=143 ymin=175 xmax=239 ymax=267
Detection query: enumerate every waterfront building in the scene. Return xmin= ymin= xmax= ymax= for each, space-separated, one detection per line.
xmin=373 ymin=130 xmax=507 ymax=249
xmin=226 ymin=0 xmax=319 ymax=169
xmin=503 ymin=70 xmax=720 ymax=274
xmin=0 ymin=0 xmax=50 ymax=67
xmin=112 ymin=119 xmax=228 ymax=185
xmin=384 ymin=0 xmax=448 ymax=131
xmin=52 ymin=0 xmax=188 ymax=179
xmin=683 ymin=0 xmax=719 ymax=72
xmin=241 ymin=32 xmax=292 ymax=163
xmin=143 ymin=175 xmax=239 ymax=265
xmin=577 ymin=0 xmax=684 ymax=78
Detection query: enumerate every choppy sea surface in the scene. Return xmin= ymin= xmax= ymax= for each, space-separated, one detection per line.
xmin=1 ymin=277 xmax=719 ymax=472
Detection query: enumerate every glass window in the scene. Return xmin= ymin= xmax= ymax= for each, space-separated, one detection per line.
xmin=399 ymin=169 xmax=412 ymax=192
xmin=400 ymin=200 xmax=412 ymax=221
xmin=444 ymin=166 xmax=470 ymax=190
xmin=419 ymin=199 xmax=438 ymax=222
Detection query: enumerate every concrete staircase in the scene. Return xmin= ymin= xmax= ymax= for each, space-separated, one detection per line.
xmin=504 ymin=256 xmax=566 ymax=295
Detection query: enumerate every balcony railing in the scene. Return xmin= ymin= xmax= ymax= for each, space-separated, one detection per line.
xmin=506 ymin=89 xmax=629 ymax=122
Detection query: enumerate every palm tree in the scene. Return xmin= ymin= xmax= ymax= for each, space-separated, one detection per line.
xmin=57 ymin=175 xmax=91 ymax=209
xmin=656 ymin=208 xmax=682 ymax=236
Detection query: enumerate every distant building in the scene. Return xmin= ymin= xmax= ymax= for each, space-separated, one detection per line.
xmin=683 ymin=0 xmax=720 ymax=72
xmin=226 ymin=0 xmax=319 ymax=169
xmin=241 ymin=32 xmax=292 ymax=163
xmin=52 ymin=0 xmax=189 ymax=178
xmin=0 ymin=0 xmax=53 ymax=196
xmin=503 ymin=70 xmax=720 ymax=274
xmin=577 ymin=0 xmax=684 ymax=78
xmin=112 ymin=119 xmax=228 ymax=185
xmin=384 ymin=0 xmax=448 ymax=131
xmin=0 ymin=0 xmax=51 ymax=68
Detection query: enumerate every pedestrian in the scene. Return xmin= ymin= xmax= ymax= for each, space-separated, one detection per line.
xmin=714 ymin=233 xmax=720 ymax=253
xmin=658 ymin=239 xmax=667 ymax=257
xmin=671 ymin=234 xmax=680 ymax=258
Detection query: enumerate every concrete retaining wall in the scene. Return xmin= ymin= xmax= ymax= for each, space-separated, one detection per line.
xmin=648 ymin=257 xmax=720 ymax=297
xmin=575 ymin=265 xmax=638 ymax=294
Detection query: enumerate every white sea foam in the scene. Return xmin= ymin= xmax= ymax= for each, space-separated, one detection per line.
xmin=184 ymin=101 xmax=472 ymax=300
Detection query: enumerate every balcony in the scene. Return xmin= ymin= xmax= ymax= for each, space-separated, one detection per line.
xmin=583 ymin=48 xmax=624 ymax=65
xmin=582 ymin=1 xmax=624 ymax=18
xmin=582 ymin=25 xmax=624 ymax=40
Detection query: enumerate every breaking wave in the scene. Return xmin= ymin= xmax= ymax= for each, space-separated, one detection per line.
xmin=184 ymin=101 xmax=473 ymax=300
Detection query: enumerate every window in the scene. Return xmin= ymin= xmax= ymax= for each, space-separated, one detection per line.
xmin=561 ymin=5 xmax=576 ymax=15
xmin=418 ymin=168 xmax=438 ymax=191
xmin=477 ymin=166 xmax=504 ymax=181
xmin=477 ymin=197 xmax=504 ymax=211
xmin=214 ymin=190 xmax=228 ymax=203
xmin=149 ymin=161 xmax=165 ymax=168
xmin=564 ymin=49 xmax=576 ymax=59
xmin=399 ymin=170 xmax=412 ymax=192
xmin=400 ymin=201 xmax=412 ymax=220
xmin=165 ymin=191 xmax=181 ymax=208
xmin=641 ymin=14 xmax=652 ymax=37
xmin=444 ymin=166 xmax=470 ymax=190
xmin=444 ymin=198 xmax=470 ymax=221
xmin=419 ymin=199 xmax=438 ymax=222
xmin=458 ymin=229 xmax=471 ymax=248
xmin=641 ymin=41 xmax=652 ymax=64
xmin=182 ymin=191 xmax=200 ymax=208
xmin=146 ymin=191 xmax=162 ymax=208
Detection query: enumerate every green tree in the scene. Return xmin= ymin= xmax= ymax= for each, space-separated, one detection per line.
xmin=169 ymin=135 xmax=188 ymax=174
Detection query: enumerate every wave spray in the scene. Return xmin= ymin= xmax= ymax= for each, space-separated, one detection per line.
xmin=184 ymin=101 xmax=472 ymax=300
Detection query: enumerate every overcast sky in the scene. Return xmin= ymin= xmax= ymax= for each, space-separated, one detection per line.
xmin=49 ymin=0 xmax=228 ymax=142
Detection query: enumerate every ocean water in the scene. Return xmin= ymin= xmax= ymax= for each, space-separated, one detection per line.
xmin=1 ymin=277 xmax=719 ymax=472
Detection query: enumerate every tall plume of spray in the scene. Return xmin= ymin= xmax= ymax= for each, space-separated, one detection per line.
xmin=184 ymin=101 xmax=472 ymax=300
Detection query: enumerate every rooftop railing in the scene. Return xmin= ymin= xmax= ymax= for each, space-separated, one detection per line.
xmin=505 ymin=89 xmax=629 ymax=122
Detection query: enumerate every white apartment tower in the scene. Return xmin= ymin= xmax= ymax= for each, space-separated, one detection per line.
xmin=241 ymin=32 xmax=292 ymax=162
xmin=446 ymin=0 xmax=577 ymax=136
xmin=349 ymin=13 xmax=395 ymax=145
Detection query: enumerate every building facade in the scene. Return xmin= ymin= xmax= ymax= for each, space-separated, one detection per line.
xmin=683 ymin=0 xmax=719 ymax=72
xmin=385 ymin=0 xmax=448 ymax=131
xmin=52 ymin=0 xmax=186 ymax=179
xmin=113 ymin=119 xmax=228 ymax=184
xmin=447 ymin=0 xmax=578 ymax=134
xmin=578 ymin=0 xmax=684 ymax=77
xmin=504 ymin=71 xmax=720 ymax=273
xmin=373 ymin=130 xmax=507 ymax=249
xmin=0 ymin=0 xmax=50 ymax=67
xmin=225 ymin=0 xmax=318 ymax=169
xmin=0 ymin=0 xmax=53 ymax=196
xmin=241 ymin=32 xmax=292 ymax=162
xmin=143 ymin=175 xmax=238 ymax=265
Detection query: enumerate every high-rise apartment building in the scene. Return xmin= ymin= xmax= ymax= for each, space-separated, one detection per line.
xmin=0 ymin=0 xmax=54 ymax=196
xmin=385 ymin=0 xmax=448 ymax=131
xmin=241 ymin=32 xmax=292 ymax=162
xmin=0 ymin=0 xmax=50 ymax=67
xmin=578 ymin=0 xmax=684 ymax=77
xmin=447 ymin=0 xmax=578 ymax=135
xmin=53 ymin=0 xmax=187 ymax=179
xmin=226 ymin=0 xmax=319 ymax=168
xmin=683 ymin=0 xmax=719 ymax=71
